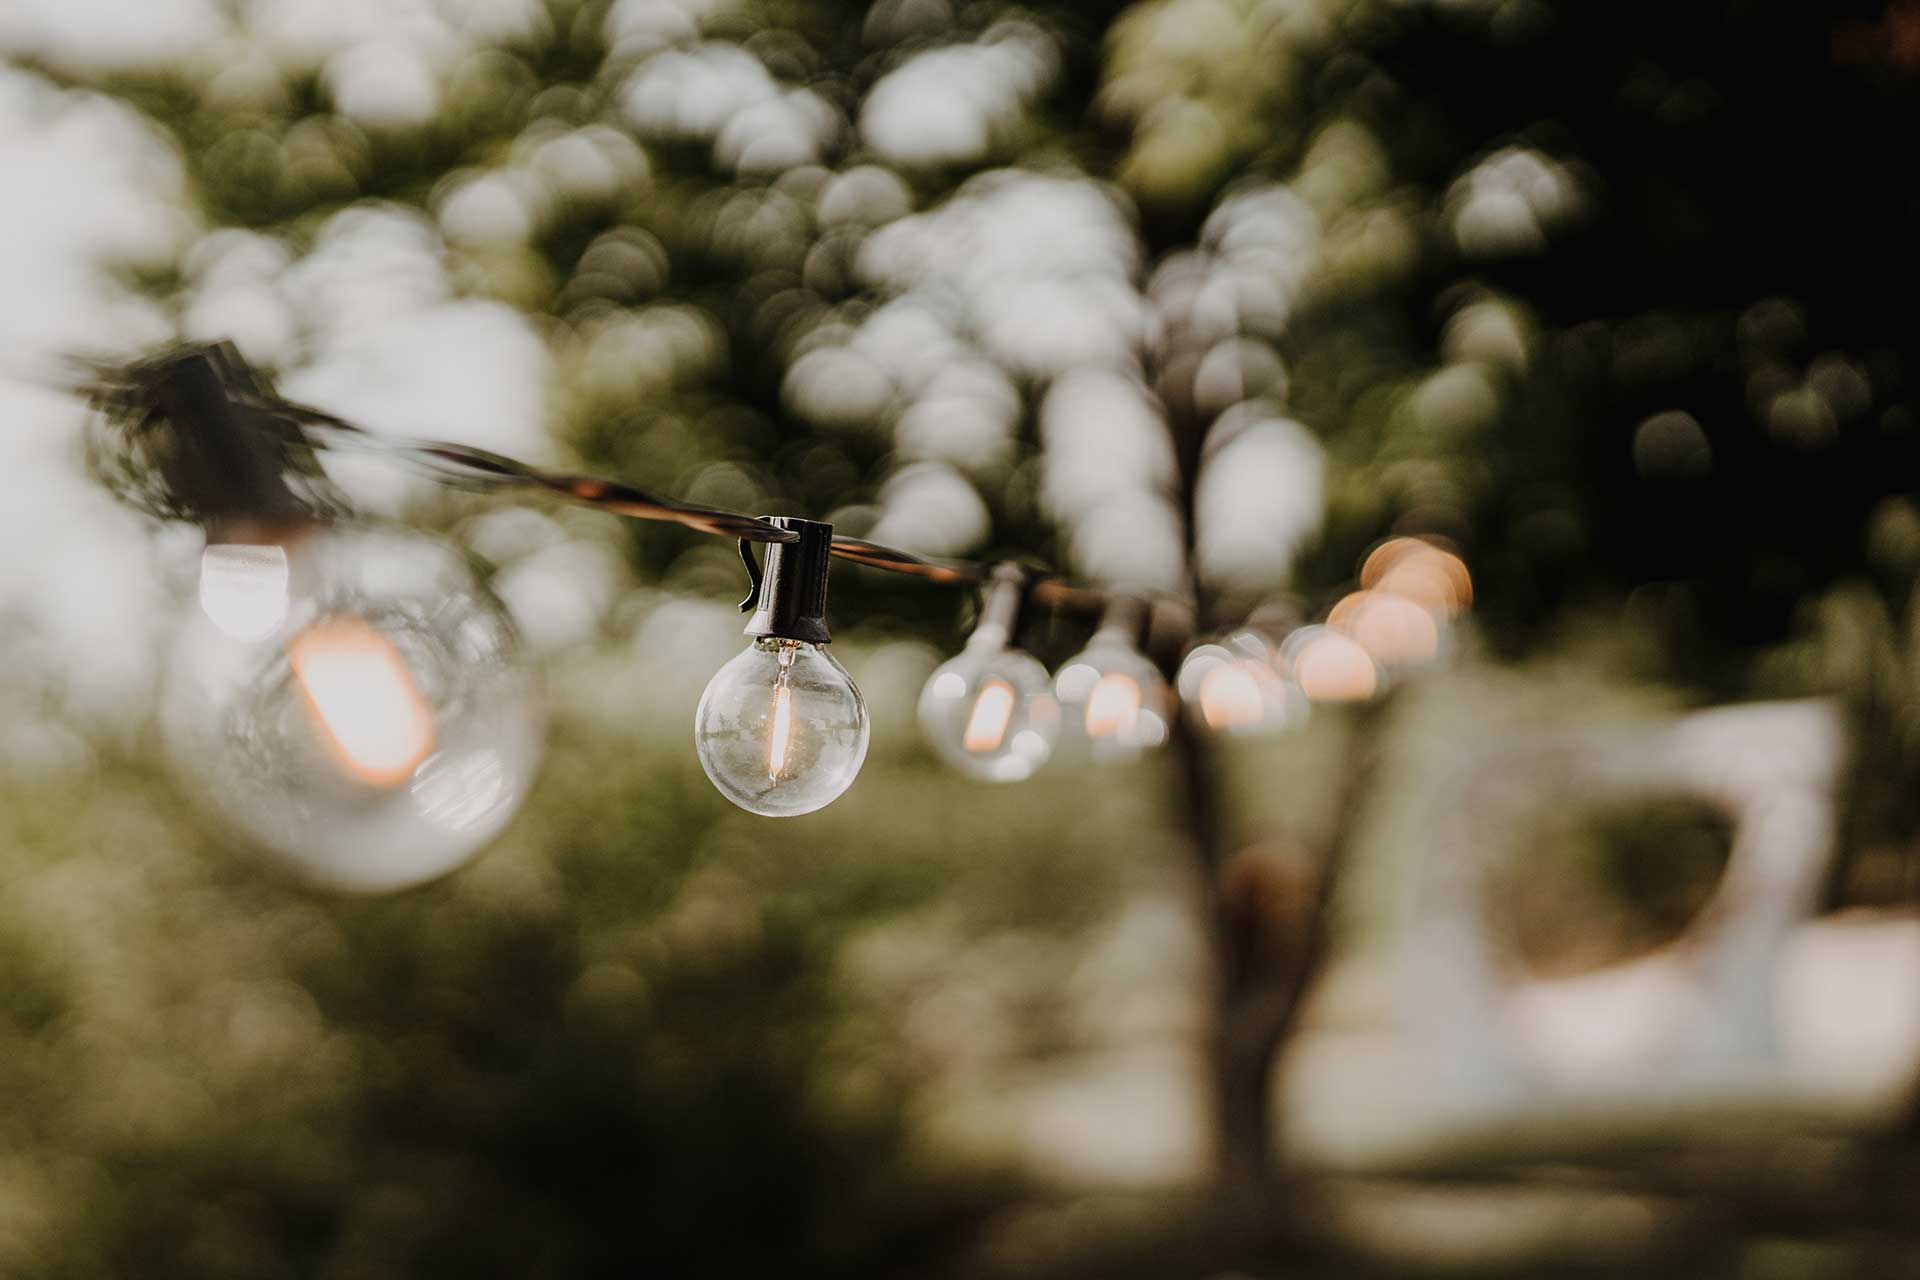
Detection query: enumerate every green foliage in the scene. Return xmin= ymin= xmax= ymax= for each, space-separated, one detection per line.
xmin=1275 ymin=0 xmax=1920 ymax=701
xmin=0 ymin=697 xmax=1186 ymax=1276
xmin=0 ymin=919 xmax=67 ymax=1035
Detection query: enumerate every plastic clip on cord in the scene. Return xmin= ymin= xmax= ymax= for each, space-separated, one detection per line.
xmin=695 ymin=518 xmax=870 ymax=816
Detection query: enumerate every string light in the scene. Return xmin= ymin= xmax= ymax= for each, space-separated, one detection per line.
xmin=67 ymin=341 xmax=1474 ymax=886
xmin=165 ymin=523 xmax=546 ymax=892
xmin=1360 ymin=536 xmax=1472 ymax=619
xmin=1326 ymin=589 xmax=1442 ymax=673
xmin=1176 ymin=632 xmax=1301 ymax=736
xmin=694 ymin=518 xmax=869 ymax=816
xmin=1280 ymin=625 xmax=1381 ymax=703
xmin=1054 ymin=596 xmax=1172 ymax=762
xmin=133 ymin=346 xmax=544 ymax=893
xmin=917 ymin=565 xmax=1062 ymax=781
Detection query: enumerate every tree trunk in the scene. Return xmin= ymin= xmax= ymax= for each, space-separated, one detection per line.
xmin=1167 ymin=710 xmax=1271 ymax=1190
xmin=1167 ymin=685 xmax=1395 ymax=1198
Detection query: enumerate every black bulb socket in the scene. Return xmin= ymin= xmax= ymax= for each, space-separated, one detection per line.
xmin=148 ymin=346 xmax=317 ymax=533
xmin=740 ymin=516 xmax=835 ymax=646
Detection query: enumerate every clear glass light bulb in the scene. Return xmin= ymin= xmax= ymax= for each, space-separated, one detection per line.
xmin=695 ymin=637 xmax=869 ymax=817
xmin=162 ymin=526 xmax=545 ymax=893
xmin=918 ymin=641 xmax=1060 ymax=781
xmin=1054 ymin=639 xmax=1172 ymax=763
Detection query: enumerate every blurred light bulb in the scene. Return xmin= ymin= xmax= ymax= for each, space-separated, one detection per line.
xmin=1199 ymin=662 xmax=1268 ymax=730
xmin=1054 ymin=637 xmax=1171 ymax=762
xmin=1281 ymin=625 xmax=1381 ymax=703
xmin=1327 ymin=589 xmax=1444 ymax=672
xmin=162 ymin=526 xmax=545 ymax=893
xmin=919 ymin=639 xmax=1060 ymax=781
xmin=1361 ymin=537 xmax=1472 ymax=619
xmin=695 ymin=637 xmax=869 ymax=817
xmin=1175 ymin=632 xmax=1301 ymax=737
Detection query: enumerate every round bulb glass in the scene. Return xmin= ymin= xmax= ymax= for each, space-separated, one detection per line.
xmin=161 ymin=526 xmax=545 ymax=893
xmin=695 ymin=638 xmax=869 ymax=817
xmin=1054 ymin=639 xmax=1173 ymax=763
xmin=918 ymin=642 xmax=1060 ymax=781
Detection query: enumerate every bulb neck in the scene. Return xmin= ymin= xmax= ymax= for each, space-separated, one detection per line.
xmin=968 ymin=563 xmax=1029 ymax=651
xmin=742 ymin=516 xmax=834 ymax=646
xmin=1092 ymin=594 xmax=1149 ymax=649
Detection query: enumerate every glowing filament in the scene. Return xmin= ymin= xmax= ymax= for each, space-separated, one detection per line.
xmin=962 ymin=679 xmax=1017 ymax=754
xmin=1083 ymin=673 xmax=1142 ymax=739
xmin=287 ymin=619 xmax=435 ymax=788
xmin=768 ymin=684 xmax=795 ymax=779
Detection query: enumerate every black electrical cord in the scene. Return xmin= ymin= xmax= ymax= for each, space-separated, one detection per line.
xmin=269 ymin=402 xmax=1121 ymax=611
xmin=56 ymin=340 xmax=1150 ymax=616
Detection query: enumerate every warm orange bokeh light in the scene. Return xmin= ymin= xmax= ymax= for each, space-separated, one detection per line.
xmin=1083 ymin=672 xmax=1143 ymax=739
xmin=1330 ymin=590 xmax=1441 ymax=668
xmin=963 ymin=679 xmax=1018 ymax=753
xmin=1199 ymin=661 xmax=1267 ymax=730
xmin=1291 ymin=630 xmax=1379 ymax=703
xmin=286 ymin=619 xmax=435 ymax=788
xmin=1361 ymin=537 xmax=1473 ymax=618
